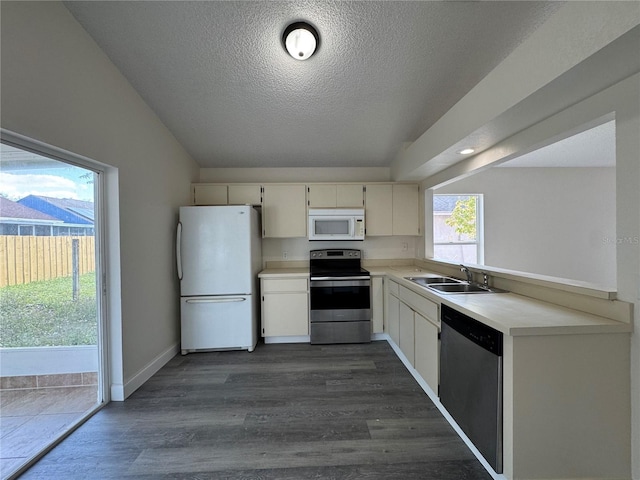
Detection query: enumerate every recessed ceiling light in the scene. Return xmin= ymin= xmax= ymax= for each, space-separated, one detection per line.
xmin=458 ymin=148 xmax=475 ymax=155
xmin=282 ymin=22 xmax=319 ymax=60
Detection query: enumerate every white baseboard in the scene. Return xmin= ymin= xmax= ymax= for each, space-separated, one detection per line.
xmin=110 ymin=382 xmax=125 ymax=401
xmin=112 ymin=342 xmax=179 ymax=401
xmin=263 ymin=335 xmax=310 ymax=344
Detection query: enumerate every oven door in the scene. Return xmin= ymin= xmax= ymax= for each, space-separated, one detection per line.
xmin=309 ymin=277 xmax=371 ymax=322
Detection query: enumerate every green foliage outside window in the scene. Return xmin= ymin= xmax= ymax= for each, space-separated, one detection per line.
xmin=445 ymin=196 xmax=477 ymax=240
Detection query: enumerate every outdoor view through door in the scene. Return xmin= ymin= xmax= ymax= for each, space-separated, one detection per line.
xmin=0 ymin=141 xmax=104 ymax=479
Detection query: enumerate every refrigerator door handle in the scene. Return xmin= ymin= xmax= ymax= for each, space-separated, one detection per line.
xmin=185 ymin=297 xmax=247 ymax=304
xmin=176 ymin=221 xmax=183 ymax=280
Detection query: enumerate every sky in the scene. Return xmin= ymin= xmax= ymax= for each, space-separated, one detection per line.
xmin=0 ymin=144 xmax=95 ymax=203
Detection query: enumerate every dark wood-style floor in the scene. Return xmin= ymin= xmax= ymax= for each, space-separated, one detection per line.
xmin=19 ymin=341 xmax=492 ymax=479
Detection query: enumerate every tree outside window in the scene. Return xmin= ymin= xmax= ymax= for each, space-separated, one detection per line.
xmin=433 ymin=194 xmax=483 ymax=264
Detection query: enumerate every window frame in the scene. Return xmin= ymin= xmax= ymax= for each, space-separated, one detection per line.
xmin=432 ymin=193 xmax=484 ymax=265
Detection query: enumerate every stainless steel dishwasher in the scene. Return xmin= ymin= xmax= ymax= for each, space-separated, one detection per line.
xmin=439 ymin=304 xmax=503 ymax=473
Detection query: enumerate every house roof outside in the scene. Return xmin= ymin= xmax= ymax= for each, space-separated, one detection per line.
xmin=433 ymin=195 xmax=468 ymax=214
xmin=0 ymin=197 xmax=61 ymax=223
xmin=17 ymin=195 xmax=94 ymax=225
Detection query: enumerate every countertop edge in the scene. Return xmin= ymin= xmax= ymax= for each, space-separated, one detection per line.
xmin=257 ymin=266 xmax=633 ymax=336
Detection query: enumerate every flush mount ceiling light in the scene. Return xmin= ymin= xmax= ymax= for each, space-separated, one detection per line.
xmin=282 ymin=21 xmax=319 ymax=60
xmin=458 ymin=148 xmax=476 ymax=155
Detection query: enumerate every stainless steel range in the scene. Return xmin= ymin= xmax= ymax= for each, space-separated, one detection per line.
xmin=309 ymin=249 xmax=371 ymax=344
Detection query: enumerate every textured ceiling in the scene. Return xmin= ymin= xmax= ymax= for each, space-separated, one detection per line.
xmin=64 ymin=1 xmax=560 ymax=169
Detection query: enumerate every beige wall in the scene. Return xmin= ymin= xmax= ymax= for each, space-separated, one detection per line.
xmin=1 ymin=1 xmax=200 ymax=399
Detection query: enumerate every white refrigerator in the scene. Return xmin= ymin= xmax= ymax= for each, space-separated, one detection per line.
xmin=176 ymin=205 xmax=261 ymax=354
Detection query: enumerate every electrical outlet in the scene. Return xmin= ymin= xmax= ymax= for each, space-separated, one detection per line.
xmin=402 ymin=242 xmax=408 ymax=251
xmin=282 ymin=251 xmax=288 ymax=260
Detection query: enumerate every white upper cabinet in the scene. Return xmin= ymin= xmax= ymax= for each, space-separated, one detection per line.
xmin=365 ymin=184 xmax=419 ymax=236
xmin=262 ymin=184 xmax=307 ymax=238
xmin=392 ymin=184 xmax=419 ymax=236
xmin=192 ymin=182 xmax=418 ymax=237
xmin=193 ymin=184 xmax=228 ymax=205
xmin=364 ymin=184 xmax=393 ymax=236
xmin=307 ymin=184 xmax=336 ymax=208
xmin=192 ymin=184 xmax=261 ymax=206
xmin=308 ymin=184 xmax=364 ymax=208
xmin=336 ymin=184 xmax=365 ymax=207
xmin=228 ymin=185 xmax=262 ymax=205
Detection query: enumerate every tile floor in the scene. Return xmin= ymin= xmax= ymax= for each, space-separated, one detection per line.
xmin=0 ymin=385 xmax=98 ymax=479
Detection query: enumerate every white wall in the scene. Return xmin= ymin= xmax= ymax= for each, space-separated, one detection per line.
xmin=436 ymin=167 xmax=617 ymax=287
xmin=0 ymin=2 xmax=200 ymax=399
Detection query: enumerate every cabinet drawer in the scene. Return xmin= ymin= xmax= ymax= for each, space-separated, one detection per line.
xmin=262 ymin=278 xmax=308 ymax=293
xmin=388 ymin=280 xmax=400 ymax=297
xmin=399 ymin=285 xmax=439 ymax=325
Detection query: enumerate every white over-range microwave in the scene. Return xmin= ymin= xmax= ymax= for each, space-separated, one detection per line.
xmin=308 ymin=208 xmax=365 ymax=241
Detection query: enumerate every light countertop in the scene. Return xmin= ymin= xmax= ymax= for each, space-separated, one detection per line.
xmin=259 ymin=267 xmax=309 ymax=278
xmin=258 ymin=265 xmax=632 ymax=337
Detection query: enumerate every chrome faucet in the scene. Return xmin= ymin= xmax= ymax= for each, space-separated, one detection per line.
xmin=460 ymin=264 xmax=473 ymax=283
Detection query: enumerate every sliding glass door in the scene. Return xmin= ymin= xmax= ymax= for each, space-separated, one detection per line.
xmin=0 ymin=138 xmax=106 ymax=479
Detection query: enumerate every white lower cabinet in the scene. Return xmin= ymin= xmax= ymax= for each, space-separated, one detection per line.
xmin=386 ymin=285 xmax=400 ymax=345
xmin=261 ymin=278 xmax=309 ymax=337
xmin=414 ymin=311 xmax=439 ymax=394
xmin=387 ymin=282 xmax=440 ymax=394
xmin=371 ymin=276 xmax=384 ymax=334
xmin=399 ymin=302 xmax=415 ymax=366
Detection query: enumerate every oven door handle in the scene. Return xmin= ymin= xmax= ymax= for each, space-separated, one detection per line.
xmin=310 ymin=276 xmax=370 ymax=281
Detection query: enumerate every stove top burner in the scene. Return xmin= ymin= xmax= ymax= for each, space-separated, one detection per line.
xmin=310 ymin=267 xmax=370 ymax=279
xmin=309 ymin=248 xmax=369 ymax=279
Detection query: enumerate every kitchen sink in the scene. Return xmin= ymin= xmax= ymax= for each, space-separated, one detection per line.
xmin=404 ymin=276 xmax=463 ymax=286
xmin=427 ymin=283 xmax=493 ymax=293
xmin=405 ymin=276 xmax=507 ymax=294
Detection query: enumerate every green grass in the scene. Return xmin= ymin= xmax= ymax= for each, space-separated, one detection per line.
xmin=0 ymin=274 xmax=98 ymax=348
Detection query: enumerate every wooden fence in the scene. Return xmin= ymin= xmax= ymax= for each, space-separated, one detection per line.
xmin=0 ymin=236 xmax=95 ymax=288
